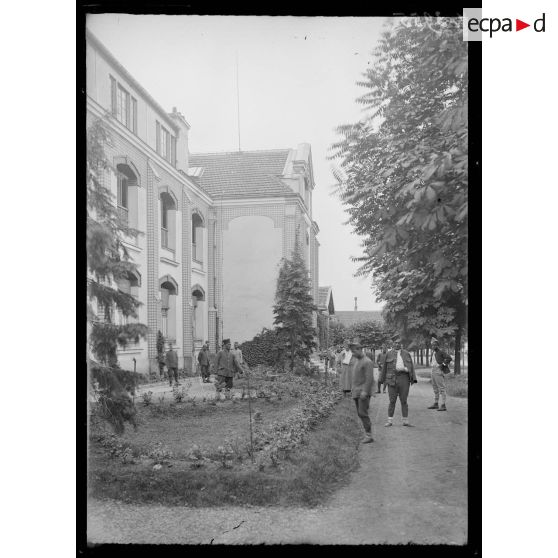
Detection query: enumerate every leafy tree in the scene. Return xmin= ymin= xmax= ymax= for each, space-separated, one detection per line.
xmin=87 ymin=117 xmax=148 ymax=432
xmin=240 ymin=328 xmax=284 ymax=370
xmin=345 ymin=320 xmax=390 ymax=352
xmin=273 ymin=236 xmax=317 ymax=372
xmin=328 ymin=321 xmax=348 ymax=347
xmin=331 ymin=17 xmax=467 ymax=372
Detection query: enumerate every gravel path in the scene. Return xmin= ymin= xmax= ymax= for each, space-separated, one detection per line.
xmin=88 ymin=377 xmax=467 ymax=545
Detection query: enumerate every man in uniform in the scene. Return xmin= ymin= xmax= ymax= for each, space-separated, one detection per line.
xmin=215 ymin=339 xmax=243 ymax=393
xmin=165 ymin=343 xmax=180 ymax=387
xmin=197 ymin=342 xmax=211 ymax=383
xmin=380 ymin=339 xmax=417 ymax=427
xmin=375 ymin=344 xmax=388 ymax=393
xmin=428 ymin=337 xmax=453 ymax=411
xmin=349 ymin=338 xmax=376 ymax=443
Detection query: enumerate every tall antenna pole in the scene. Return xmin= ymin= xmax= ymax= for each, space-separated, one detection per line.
xmin=236 ymin=50 xmax=241 ymax=152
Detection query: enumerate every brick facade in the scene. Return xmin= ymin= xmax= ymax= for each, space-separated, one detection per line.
xmin=87 ymin=31 xmax=321 ymax=372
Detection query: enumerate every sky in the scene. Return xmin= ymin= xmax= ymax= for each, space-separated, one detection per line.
xmin=87 ymin=14 xmax=388 ymax=311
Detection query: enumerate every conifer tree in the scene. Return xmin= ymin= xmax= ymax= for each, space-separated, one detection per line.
xmin=87 ymin=117 xmax=148 ymax=366
xmin=273 ymin=234 xmax=317 ymax=372
xmin=87 ymin=116 xmax=148 ymax=433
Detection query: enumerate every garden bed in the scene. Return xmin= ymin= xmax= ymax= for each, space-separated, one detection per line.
xmin=89 ymin=375 xmax=361 ymax=507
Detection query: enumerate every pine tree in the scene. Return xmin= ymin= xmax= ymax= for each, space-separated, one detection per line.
xmin=87 ymin=117 xmax=148 ymax=365
xmin=273 ymin=234 xmax=317 ymax=372
xmin=87 ymin=116 xmax=148 ymax=433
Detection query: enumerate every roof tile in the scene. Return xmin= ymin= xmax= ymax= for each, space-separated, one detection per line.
xmin=189 ymin=149 xmax=294 ymax=198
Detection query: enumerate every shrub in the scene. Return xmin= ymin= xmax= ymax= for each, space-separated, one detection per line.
xmin=172 ymin=385 xmax=188 ymax=403
xmin=141 ymin=391 xmax=153 ymax=406
xmin=90 ymin=362 xmax=141 ymax=434
xmin=240 ymin=328 xmax=285 ymax=368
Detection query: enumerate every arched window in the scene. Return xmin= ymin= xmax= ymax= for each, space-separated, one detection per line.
xmin=115 ymin=271 xmax=141 ymax=347
xmin=160 ymin=276 xmax=178 ymax=342
xmin=116 ymin=164 xmax=138 ymax=228
xmin=192 ymin=211 xmax=205 ymax=263
xmin=192 ymin=285 xmax=206 ymax=343
xmin=160 ymin=191 xmax=177 ymax=252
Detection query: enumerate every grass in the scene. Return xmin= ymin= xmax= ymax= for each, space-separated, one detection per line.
xmin=445 ymin=374 xmax=468 ymax=398
xmin=88 ymin=397 xmax=362 ymax=507
xmin=117 ymin=398 xmax=301 ymax=459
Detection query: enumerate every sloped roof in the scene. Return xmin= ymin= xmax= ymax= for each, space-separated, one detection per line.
xmin=332 ymin=311 xmax=384 ymax=326
xmin=188 ymin=149 xmax=296 ymax=198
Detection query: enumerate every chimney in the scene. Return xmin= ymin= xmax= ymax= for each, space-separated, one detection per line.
xmin=354 ymin=297 xmax=358 ymax=311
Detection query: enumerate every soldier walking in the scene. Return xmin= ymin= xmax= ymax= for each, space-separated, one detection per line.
xmin=197 ymin=342 xmax=211 ymax=383
xmin=349 ymin=338 xmax=376 ymax=444
xmin=166 ymin=343 xmax=180 ymax=387
xmin=215 ymin=339 xmax=243 ymax=393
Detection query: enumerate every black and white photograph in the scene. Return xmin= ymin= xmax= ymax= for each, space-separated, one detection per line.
xmin=83 ymin=8 xmax=474 ymax=547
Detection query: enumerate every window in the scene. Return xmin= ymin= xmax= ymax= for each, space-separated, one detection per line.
xmin=156 ymin=120 xmax=174 ymax=164
xmin=192 ymin=212 xmax=204 ymax=263
xmin=161 ymin=127 xmax=169 ymax=160
xmin=116 ymin=85 xmax=129 ymax=127
xmin=192 ymin=287 xmax=206 ymax=342
xmin=115 ymin=272 xmax=140 ymax=334
xmin=131 ymin=97 xmax=137 ymax=134
xmin=160 ymin=191 xmax=176 ymax=252
xmin=160 ymin=277 xmax=178 ymax=342
xmin=116 ymin=173 xmax=128 ymax=223
xmin=116 ymin=163 xmax=139 ymax=228
xmin=110 ymin=76 xmax=137 ymax=134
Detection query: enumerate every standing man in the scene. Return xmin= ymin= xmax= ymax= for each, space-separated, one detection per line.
xmin=380 ymin=339 xmax=417 ymax=427
xmin=198 ymin=342 xmax=211 ymax=383
xmin=215 ymin=339 xmax=243 ymax=393
xmin=376 ymin=344 xmax=388 ymax=394
xmin=166 ymin=343 xmax=180 ymax=387
xmin=339 ymin=339 xmax=354 ymax=396
xmin=349 ymin=338 xmax=375 ymax=444
xmin=428 ymin=337 xmax=453 ymax=411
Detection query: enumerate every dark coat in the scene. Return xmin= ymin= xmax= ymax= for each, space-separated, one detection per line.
xmin=432 ymin=348 xmax=452 ymax=373
xmin=379 ymin=348 xmax=417 ymax=386
xmin=351 ymin=355 xmax=375 ymax=398
xmin=216 ymin=349 xmax=243 ymax=378
xmin=165 ymin=349 xmax=178 ymax=368
xmin=198 ymin=349 xmax=210 ymax=366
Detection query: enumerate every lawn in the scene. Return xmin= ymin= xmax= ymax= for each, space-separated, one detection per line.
xmin=89 ymin=376 xmax=362 ymax=507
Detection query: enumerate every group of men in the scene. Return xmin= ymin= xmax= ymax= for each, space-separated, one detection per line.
xmin=157 ymin=340 xmax=245 ymax=391
xmin=197 ymin=339 xmax=245 ymax=392
xmin=158 ymin=343 xmax=181 ymax=387
xmin=333 ymin=336 xmax=453 ymax=443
